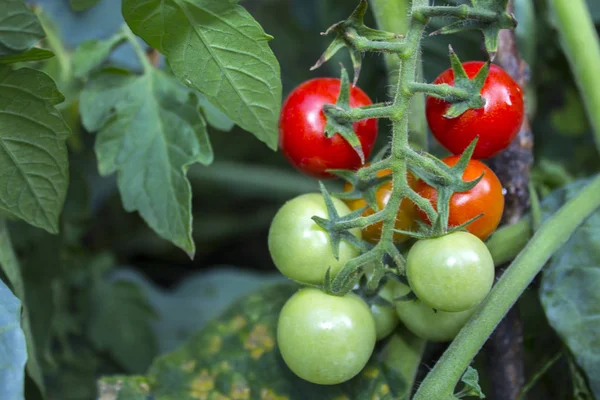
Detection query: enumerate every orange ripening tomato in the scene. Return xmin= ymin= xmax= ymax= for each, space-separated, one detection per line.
xmin=415 ymin=156 xmax=504 ymax=241
xmin=344 ymin=168 xmax=417 ymax=243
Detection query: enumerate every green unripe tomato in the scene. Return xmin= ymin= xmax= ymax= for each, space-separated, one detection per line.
xmin=393 ymin=282 xmax=474 ymax=342
xmin=406 ymin=231 xmax=494 ymax=312
xmin=370 ymin=280 xmax=400 ymax=340
xmin=268 ymin=193 xmax=361 ymax=285
xmin=277 ymin=288 xmax=376 ymax=385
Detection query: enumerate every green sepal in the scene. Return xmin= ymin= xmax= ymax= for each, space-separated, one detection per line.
xmin=394 ymin=291 xmax=417 ymax=302
xmin=444 ymin=47 xmax=488 ymax=119
xmin=430 ymin=0 xmax=517 ymax=57
xmin=323 ymin=67 xmax=365 ymax=163
xmin=455 ymin=366 xmax=486 ymax=399
xmin=330 ymin=167 xmax=391 ymax=211
xmin=311 ymin=0 xmax=401 ymax=83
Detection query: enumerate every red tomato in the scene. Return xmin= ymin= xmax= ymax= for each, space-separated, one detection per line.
xmin=426 ymin=62 xmax=524 ymax=159
xmin=415 ymin=156 xmax=504 ymax=241
xmin=279 ymin=78 xmax=378 ymax=178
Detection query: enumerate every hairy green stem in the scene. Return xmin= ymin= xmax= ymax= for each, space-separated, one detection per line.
xmin=413 ymin=175 xmax=600 ymax=399
xmin=548 ymin=0 xmax=600 ymax=154
xmin=413 ymin=5 xmax=497 ymax=21
xmin=408 ymin=82 xmax=470 ymax=100
xmin=325 ymin=103 xmax=395 ymax=122
xmin=345 ymin=28 xmax=407 ymax=53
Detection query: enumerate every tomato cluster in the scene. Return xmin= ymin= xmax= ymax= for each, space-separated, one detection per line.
xmin=271 ymin=63 xmax=521 ymax=385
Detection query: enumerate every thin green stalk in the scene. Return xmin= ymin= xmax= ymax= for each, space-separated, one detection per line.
xmin=122 ymin=25 xmax=153 ymax=73
xmin=413 ymin=175 xmax=600 ymax=399
xmin=413 ymin=5 xmax=497 ymax=21
xmin=486 ymin=218 xmax=532 ymax=266
xmin=549 ymin=0 xmax=600 ymax=154
xmin=409 ymin=82 xmax=470 ymax=99
xmin=516 ymin=352 xmax=563 ymax=400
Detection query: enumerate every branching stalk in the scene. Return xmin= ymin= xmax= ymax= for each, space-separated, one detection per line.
xmin=413 ymin=175 xmax=600 ymax=399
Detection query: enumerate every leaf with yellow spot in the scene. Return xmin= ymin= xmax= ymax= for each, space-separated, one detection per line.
xmin=98 ymin=284 xmax=425 ymax=400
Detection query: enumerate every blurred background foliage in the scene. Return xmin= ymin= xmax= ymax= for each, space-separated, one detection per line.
xmin=10 ymin=0 xmax=600 ymax=398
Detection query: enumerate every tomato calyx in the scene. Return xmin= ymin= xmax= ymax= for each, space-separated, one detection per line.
xmin=321 ymin=67 xmax=367 ymax=163
xmin=443 ymin=47 xmax=489 ymax=119
xmin=311 ymin=0 xmax=402 ymax=83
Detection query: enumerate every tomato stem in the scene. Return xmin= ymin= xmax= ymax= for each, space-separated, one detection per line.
xmin=412 ymin=5 xmax=497 ymax=21
xmin=548 ymin=0 xmax=600 ymax=154
xmin=413 ymin=175 xmax=600 ymax=399
xmin=122 ymin=24 xmax=154 ymax=74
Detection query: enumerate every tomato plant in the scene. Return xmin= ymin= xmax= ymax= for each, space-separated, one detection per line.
xmin=277 ymin=288 xmax=376 ymax=385
xmin=406 ymin=232 xmax=495 ymax=312
xmin=344 ymin=168 xmax=417 ymax=243
xmin=279 ymin=78 xmax=378 ymax=178
xmin=426 ymin=62 xmax=524 ymax=159
xmin=394 ymin=282 xmax=474 ymax=342
xmin=268 ymin=193 xmax=361 ymax=285
xmin=416 ymin=156 xmax=505 ymax=241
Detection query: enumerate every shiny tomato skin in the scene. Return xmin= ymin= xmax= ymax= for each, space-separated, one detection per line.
xmin=416 ymin=156 xmax=504 ymax=241
xmin=393 ymin=281 xmax=475 ymax=342
xmin=279 ymin=78 xmax=378 ymax=178
xmin=277 ymin=288 xmax=376 ymax=385
xmin=406 ymin=231 xmax=495 ymax=312
xmin=426 ymin=62 xmax=524 ymax=159
xmin=268 ymin=193 xmax=361 ymax=285
xmin=344 ymin=168 xmax=417 ymax=243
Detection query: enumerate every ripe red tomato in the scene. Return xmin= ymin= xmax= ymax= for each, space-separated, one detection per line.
xmin=344 ymin=168 xmax=417 ymax=243
xmin=279 ymin=78 xmax=378 ymax=178
xmin=426 ymin=62 xmax=524 ymax=159
xmin=415 ymin=156 xmax=504 ymax=241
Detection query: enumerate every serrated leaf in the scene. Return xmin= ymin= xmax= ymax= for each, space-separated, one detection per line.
xmin=0 ymin=67 xmax=70 ymax=233
xmin=98 ymin=284 xmax=424 ymax=399
xmin=69 ymin=0 xmax=102 ymax=12
xmin=71 ymin=32 xmax=126 ymax=79
xmin=0 ymin=279 xmax=27 ymax=400
xmin=0 ymin=0 xmax=45 ymax=57
xmin=87 ymin=280 xmax=157 ymax=373
xmin=122 ymin=0 xmax=282 ymax=149
xmin=0 ymin=48 xmax=54 ymax=65
xmin=80 ymin=68 xmax=212 ymax=257
xmin=540 ymin=178 xmax=600 ymax=397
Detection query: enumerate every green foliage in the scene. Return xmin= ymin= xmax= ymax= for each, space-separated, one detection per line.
xmin=80 ymin=67 xmax=212 ymax=256
xmin=122 ymin=0 xmax=282 ymax=150
xmin=69 ymin=0 xmax=102 ymax=12
xmin=0 ymin=0 xmax=45 ymax=57
xmin=456 ymin=367 xmax=485 ymax=398
xmin=71 ymin=33 xmax=126 ymax=79
xmin=87 ymin=280 xmax=157 ymax=373
xmin=0 ymin=67 xmax=70 ymax=233
xmin=98 ymin=284 xmax=424 ymax=399
xmin=0 ymin=48 xmax=54 ymax=65
xmin=0 ymin=279 xmax=27 ymax=400
xmin=540 ymin=177 xmax=600 ymax=396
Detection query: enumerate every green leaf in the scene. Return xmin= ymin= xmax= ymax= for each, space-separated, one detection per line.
xmin=0 ymin=0 xmax=45 ymax=57
xmin=0 ymin=220 xmax=45 ymax=396
xmin=0 ymin=67 xmax=70 ymax=234
xmin=80 ymin=68 xmax=213 ymax=257
xmin=122 ymin=0 xmax=282 ymax=150
xmin=71 ymin=32 xmax=126 ymax=79
xmin=197 ymin=95 xmax=235 ymax=132
xmin=87 ymin=280 xmax=157 ymax=373
xmin=0 ymin=48 xmax=54 ymax=65
xmin=98 ymin=284 xmax=424 ymax=399
xmin=0 ymin=279 xmax=27 ymax=400
xmin=540 ymin=177 xmax=600 ymax=397
xmin=456 ymin=366 xmax=486 ymax=398
xmin=69 ymin=0 xmax=102 ymax=12
xmin=112 ymin=267 xmax=286 ymax=354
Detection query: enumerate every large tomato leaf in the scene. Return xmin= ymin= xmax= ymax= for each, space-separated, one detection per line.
xmin=540 ymin=177 xmax=600 ymax=396
xmin=0 ymin=0 xmax=45 ymax=57
xmin=0 ymin=67 xmax=70 ymax=234
xmin=0 ymin=278 xmax=27 ymax=400
xmin=122 ymin=0 xmax=282 ymax=150
xmin=87 ymin=280 xmax=158 ymax=374
xmin=69 ymin=0 xmax=102 ymax=12
xmin=98 ymin=284 xmax=424 ymax=399
xmin=80 ymin=67 xmax=213 ymax=257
